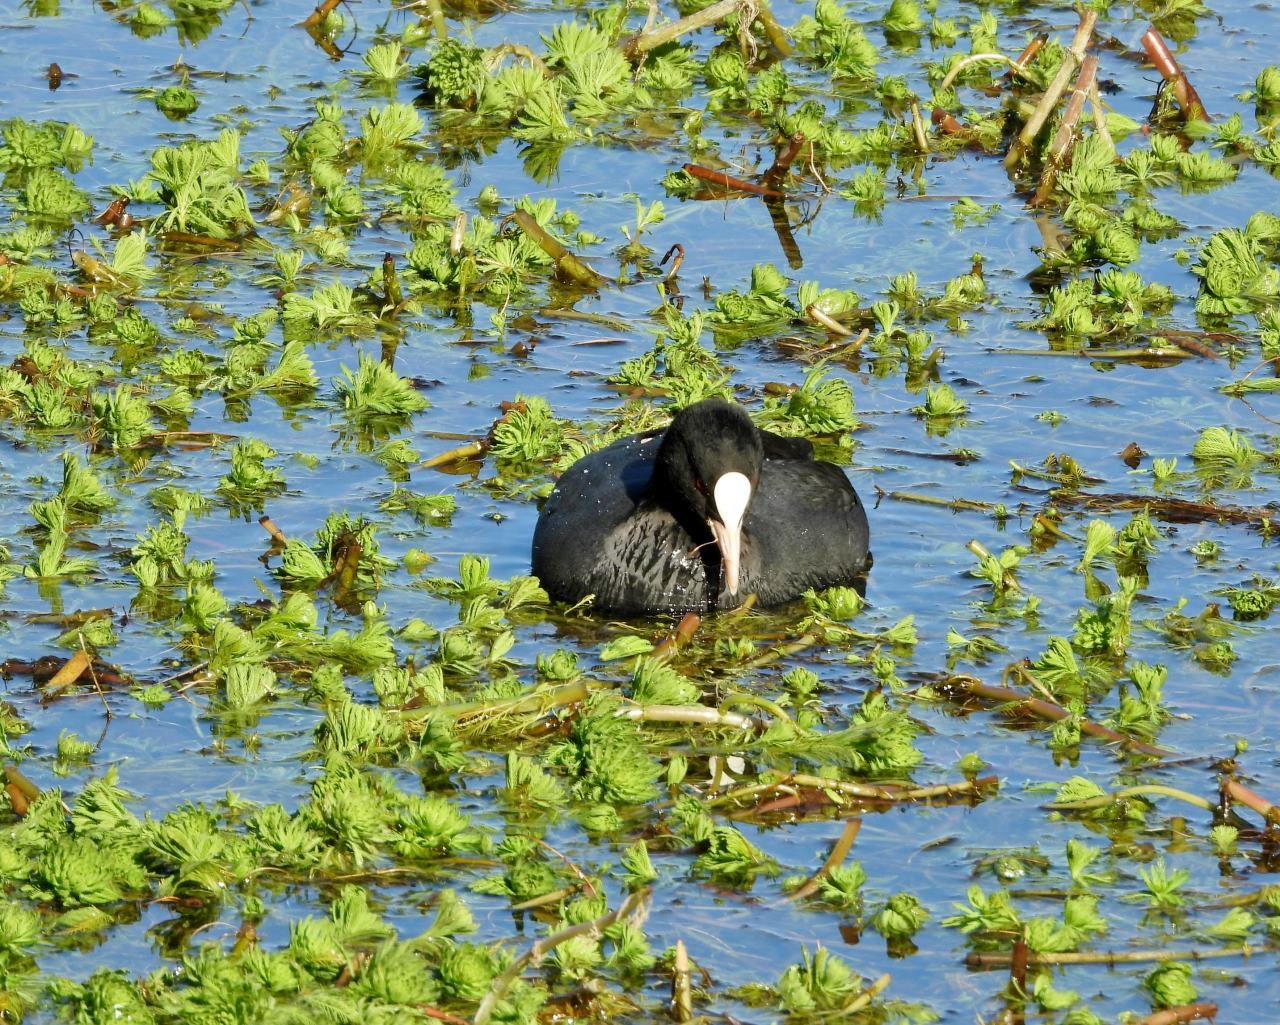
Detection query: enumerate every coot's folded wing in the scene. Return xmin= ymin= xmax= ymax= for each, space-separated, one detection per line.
xmin=758 ymin=429 xmax=814 ymax=461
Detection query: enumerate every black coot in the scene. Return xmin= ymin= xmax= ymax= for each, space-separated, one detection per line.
xmin=531 ymin=398 xmax=871 ymax=615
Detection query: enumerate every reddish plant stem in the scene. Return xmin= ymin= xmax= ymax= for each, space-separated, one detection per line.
xmin=931 ymin=108 xmax=967 ymax=135
xmin=1009 ymin=934 xmax=1029 ymax=998
xmin=766 ymin=197 xmax=803 ymax=269
xmin=1007 ymin=33 xmax=1048 ymax=76
xmin=259 ymin=515 xmax=288 ymax=545
xmin=762 ymin=132 xmax=806 ymax=188
xmin=1221 ymin=777 xmax=1280 ymax=826
xmin=652 ymin=612 xmax=701 ymax=658
xmin=940 ymin=676 xmax=1171 ymax=757
xmin=1131 ymin=1004 xmax=1218 ymax=1025
xmin=1004 ymin=9 xmax=1097 ymax=170
xmin=301 ymin=0 xmax=342 ymax=29
xmin=683 ymin=162 xmax=783 ymax=198
xmin=416 ymin=1006 xmax=470 ymax=1025
xmin=787 ymin=818 xmax=862 ymax=900
xmin=1141 ymin=27 xmax=1209 ymax=121
xmin=660 ymin=242 xmax=685 ymax=281
xmin=1031 ymin=54 xmax=1099 ymax=206
xmin=1162 ymin=333 xmax=1220 ymax=359
xmin=45 ymin=650 xmax=93 ymax=693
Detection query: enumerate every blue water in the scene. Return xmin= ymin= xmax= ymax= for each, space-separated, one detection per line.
xmin=3 ymin=0 xmax=1280 ymax=1020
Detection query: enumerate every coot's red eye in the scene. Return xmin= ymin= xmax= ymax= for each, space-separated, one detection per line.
xmin=694 ymin=478 xmax=706 ymax=495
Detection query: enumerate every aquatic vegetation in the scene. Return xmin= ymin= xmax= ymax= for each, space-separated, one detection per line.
xmin=3 ymin=0 xmax=1280 ymax=1022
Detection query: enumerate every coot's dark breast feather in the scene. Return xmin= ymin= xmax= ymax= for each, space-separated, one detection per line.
xmin=731 ymin=456 xmax=870 ymax=607
xmin=531 ymin=434 xmax=716 ymax=614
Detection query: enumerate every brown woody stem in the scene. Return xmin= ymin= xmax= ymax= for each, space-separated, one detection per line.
xmin=1142 ymin=27 xmax=1209 ymax=121
xmin=1004 ymin=9 xmax=1097 ymax=170
xmin=684 ymin=162 xmax=783 ymax=198
xmin=1031 ymin=54 xmax=1098 ymax=206
xmin=940 ymin=675 xmax=1171 ymax=757
xmin=787 ymin=819 xmax=862 ymax=901
xmin=762 ymin=132 xmax=806 ymax=188
xmin=1130 ymin=1004 xmax=1219 ymax=1025
xmin=1222 ymin=777 xmax=1280 ymax=826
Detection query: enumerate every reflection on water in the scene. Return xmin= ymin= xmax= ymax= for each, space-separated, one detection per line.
xmin=2 ymin=0 xmax=1280 ymax=1020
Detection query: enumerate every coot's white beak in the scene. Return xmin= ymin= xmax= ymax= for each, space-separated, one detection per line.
xmin=709 ymin=471 xmax=751 ymax=595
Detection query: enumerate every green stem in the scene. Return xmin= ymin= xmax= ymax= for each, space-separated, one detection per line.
xmin=1048 ymin=784 xmax=1214 ymax=813
xmin=968 ymin=944 xmax=1275 ymax=968
xmin=719 ymin=693 xmax=793 ymax=723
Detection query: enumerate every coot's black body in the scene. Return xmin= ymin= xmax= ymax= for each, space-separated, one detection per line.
xmin=531 ymin=399 xmax=871 ymax=615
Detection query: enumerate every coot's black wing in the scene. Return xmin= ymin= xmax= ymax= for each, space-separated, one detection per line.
xmin=758 ymin=429 xmax=814 ymax=461
xmin=531 ymin=433 xmax=717 ymax=615
xmin=728 ymin=455 xmax=870 ymax=607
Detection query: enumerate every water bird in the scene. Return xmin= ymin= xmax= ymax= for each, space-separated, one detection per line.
xmin=531 ymin=398 xmax=870 ymax=615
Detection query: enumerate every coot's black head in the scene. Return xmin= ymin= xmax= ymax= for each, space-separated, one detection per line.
xmin=653 ymin=398 xmax=763 ymax=595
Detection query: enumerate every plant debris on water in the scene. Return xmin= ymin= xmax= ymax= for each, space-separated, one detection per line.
xmin=2 ymin=0 xmax=1280 ymax=1022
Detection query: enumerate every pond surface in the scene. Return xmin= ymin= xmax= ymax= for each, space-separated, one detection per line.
xmin=2 ymin=0 xmax=1280 ymax=1021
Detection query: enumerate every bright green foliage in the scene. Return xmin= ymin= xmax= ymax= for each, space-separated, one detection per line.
xmin=0 ymin=118 xmax=94 ymax=172
xmin=91 ymin=385 xmax=154 ymax=448
xmin=1209 ymin=824 xmax=1239 ymax=856
xmin=282 ymin=280 xmax=363 ymax=329
xmin=759 ymin=364 xmax=859 ymax=436
xmin=143 ymin=131 xmax=254 ymax=238
xmin=778 ymin=946 xmax=862 ymax=1012
xmin=1192 ymin=227 xmax=1279 ymax=314
xmin=335 ymin=352 xmax=430 ymax=420
xmin=871 ymin=892 xmax=929 ymax=938
xmin=694 ymin=825 xmax=779 ymax=885
xmin=0 ymin=3 xmax=1277 ymax=1022
xmin=59 ymin=453 xmax=115 ymax=515
xmin=490 ymin=395 xmax=566 ymax=464
xmin=361 ymin=41 xmax=407 ymax=83
xmin=793 ymin=0 xmax=882 ymax=82
xmin=546 ymin=695 xmax=661 ymax=804
xmin=1072 ymin=575 xmax=1138 ymax=657
xmin=708 ymin=262 xmax=797 ymax=329
xmin=630 ymin=657 xmax=700 ymax=704
xmin=502 ymin=751 xmax=567 ymax=813
xmin=621 ymin=840 xmax=658 ymax=889
xmin=882 ymin=0 xmax=923 ymax=33
xmin=1032 ymin=972 xmax=1080 ymax=1012
xmin=155 ymin=86 xmax=199 ymax=117
xmin=360 ymin=102 xmax=425 ymax=164
xmin=1129 ymin=859 xmax=1190 ymax=911
xmin=1204 ymin=906 xmax=1254 ymax=942
xmin=1256 ymin=65 xmax=1280 ymax=101
xmin=417 ymin=40 xmax=487 ymax=104
xmin=218 ymin=437 xmax=285 ymax=504
xmin=20 ymin=167 xmax=89 ymax=219
xmin=1109 ymin=661 xmax=1170 ymax=738
xmin=944 ymin=884 xmax=1022 ymax=939
xmin=1143 ymin=962 xmax=1198 ymax=1008
xmin=915 ymin=382 xmax=967 ymax=420
xmin=1175 ymin=149 xmax=1236 ymax=183
xmin=393 ymin=161 xmax=459 ymax=219
xmin=789 ymin=860 xmax=866 ymax=910
xmin=803 ymin=584 xmax=863 ymax=621
xmin=1190 ymin=425 xmax=1262 ymax=488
